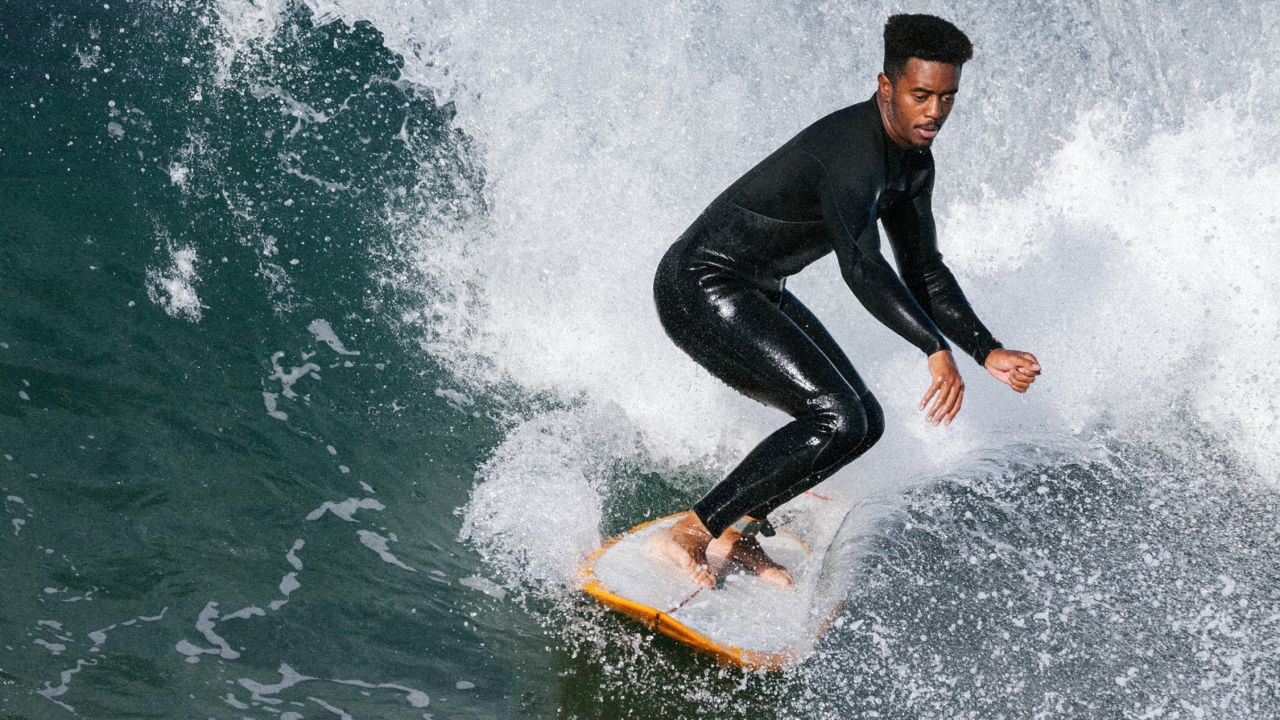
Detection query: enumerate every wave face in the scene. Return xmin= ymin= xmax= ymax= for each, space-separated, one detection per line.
xmin=313 ymin=0 xmax=1280 ymax=714
xmin=1 ymin=0 xmax=1278 ymax=717
xmin=309 ymin=0 xmax=1280 ymax=493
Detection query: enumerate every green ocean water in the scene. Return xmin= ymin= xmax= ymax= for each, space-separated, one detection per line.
xmin=0 ymin=4 xmax=771 ymax=716
xmin=0 ymin=3 xmax=535 ymax=716
xmin=3 ymin=2 xmax=1280 ymax=719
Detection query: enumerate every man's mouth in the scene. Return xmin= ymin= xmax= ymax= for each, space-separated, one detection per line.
xmin=916 ymin=125 xmax=939 ymax=139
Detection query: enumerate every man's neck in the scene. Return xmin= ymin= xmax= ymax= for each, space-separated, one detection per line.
xmin=875 ymin=93 xmax=913 ymax=150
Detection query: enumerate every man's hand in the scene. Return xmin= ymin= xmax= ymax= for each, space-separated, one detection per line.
xmin=920 ymin=350 xmax=964 ymax=426
xmin=984 ymin=349 xmax=1041 ymax=393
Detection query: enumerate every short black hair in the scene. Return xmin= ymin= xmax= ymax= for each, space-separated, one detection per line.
xmin=883 ymin=14 xmax=973 ymax=80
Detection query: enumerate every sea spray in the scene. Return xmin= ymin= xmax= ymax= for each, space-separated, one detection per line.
xmin=4 ymin=0 xmax=1279 ymax=716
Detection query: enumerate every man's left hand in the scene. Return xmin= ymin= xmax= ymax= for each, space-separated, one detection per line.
xmin=984 ymin=349 xmax=1041 ymax=393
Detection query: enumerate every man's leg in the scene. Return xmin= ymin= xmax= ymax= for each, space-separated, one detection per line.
xmin=653 ymin=269 xmax=876 ymax=587
xmin=734 ymin=291 xmax=887 ymax=521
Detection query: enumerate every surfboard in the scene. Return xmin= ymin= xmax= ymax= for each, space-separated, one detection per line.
xmin=577 ymin=498 xmax=846 ymax=670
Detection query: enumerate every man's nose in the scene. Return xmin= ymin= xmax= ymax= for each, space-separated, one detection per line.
xmin=925 ymin=97 xmax=943 ymax=118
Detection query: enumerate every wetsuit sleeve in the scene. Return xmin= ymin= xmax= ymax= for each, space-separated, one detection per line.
xmin=813 ymin=153 xmax=952 ymax=357
xmin=881 ymin=167 xmax=1004 ymax=366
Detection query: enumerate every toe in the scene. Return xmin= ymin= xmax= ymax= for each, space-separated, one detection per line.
xmin=691 ymin=566 xmax=715 ymax=588
xmin=761 ymin=568 xmax=794 ymax=590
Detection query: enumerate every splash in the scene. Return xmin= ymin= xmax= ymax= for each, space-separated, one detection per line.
xmin=190 ymin=1 xmax=1280 ymax=710
xmin=296 ymin=0 xmax=1280 ymax=493
xmin=145 ymin=236 xmax=204 ymax=322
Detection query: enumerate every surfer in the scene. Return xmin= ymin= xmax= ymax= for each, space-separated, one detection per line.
xmin=649 ymin=14 xmax=1041 ymax=590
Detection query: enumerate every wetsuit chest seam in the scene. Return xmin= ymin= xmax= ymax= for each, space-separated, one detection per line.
xmin=727 ymin=200 xmax=825 ymax=226
xmin=800 ymin=149 xmax=874 ymax=244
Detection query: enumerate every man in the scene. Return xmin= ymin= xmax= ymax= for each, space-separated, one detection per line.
xmin=650 ymin=14 xmax=1041 ymax=589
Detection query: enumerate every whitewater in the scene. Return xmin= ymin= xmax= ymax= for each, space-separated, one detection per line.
xmin=1 ymin=0 xmax=1277 ymax=717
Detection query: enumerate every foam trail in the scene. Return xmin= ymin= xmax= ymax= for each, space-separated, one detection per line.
xmin=308 ymin=696 xmax=354 ymax=719
xmin=286 ymin=538 xmax=304 ymax=570
xmin=175 ymin=601 xmax=239 ymax=663
xmin=306 ymin=498 xmax=384 ymax=521
xmin=37 ymin=659 xmax=97 ymax=712
xmin=308 ymin=319 xmax=360 ymax=355
xmin=356 ymin=530 xmax=416 ymax=572
xmin=239 ymin=663 xmax=315 ymax=704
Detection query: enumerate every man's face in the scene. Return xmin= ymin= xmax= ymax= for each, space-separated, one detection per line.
xmin=877 ymin=58 xmax=962 ymax=149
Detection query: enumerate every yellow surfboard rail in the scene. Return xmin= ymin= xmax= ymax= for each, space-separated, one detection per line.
xmin=577 ymin=511 xmax=831 ymax=672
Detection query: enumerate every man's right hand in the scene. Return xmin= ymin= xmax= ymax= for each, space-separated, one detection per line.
xmin=984 ymin=349 xmax=1041 ymax=393
xmin=920 ymin=349 xmax=964 ymax=426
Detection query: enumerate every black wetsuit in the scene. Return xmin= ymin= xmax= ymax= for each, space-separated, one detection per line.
xmin=654 ymin=95 xmax=1002 ymax=538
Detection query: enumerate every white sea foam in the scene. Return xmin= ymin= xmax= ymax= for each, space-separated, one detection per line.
xmin=231 ymin=664 xmax=431 ymax=709
xmin=239 ymin=663 xmax=314 ymax=704
xmin=278 ymin=572 xmax=301 ymax=596
xmin=268 ymin=351 xmax=322 ymax=400
xmin=330 ymin=678 xmax=430 ymax=708
xmin=36 ymin=658 xmax=96 ymax=712
xmin=167 ymin=161 xmax=190 ymax=190
xmin=356 ymin=530 xmax=416 ymax=572
xmin=306 ymin=498 xmax=384 ymax=522
xmin=210 ymin=0 xmax=290 ymax=85
xmin=175 ymin=603 xmax=243 ymax=663
xmin=145 ymin=237 xmax=204 ymax=322
xmin=221 ymin=605 xmax=266 ymax=621
xmin=33 ymin=639 xmax=66 ymax=655
xmin=263 ymin=391 xmax=288 ymax=421
xmin=308 ymin=697 xmax=354 ymax=719
xmin=285 ymin=538 xmax=304 ymax=570
xmin=458 ymin=575 xmax=506 ymax=600
xmin=307 ymin=319 xmax=360 ymax=355
xmin=287 ymin=0 xmax=1280 ymax=590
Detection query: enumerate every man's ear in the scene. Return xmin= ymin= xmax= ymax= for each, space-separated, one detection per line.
xmin=876 ymin=72 xmax=893 ymax=102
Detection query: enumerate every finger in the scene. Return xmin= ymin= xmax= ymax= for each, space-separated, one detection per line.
xmin=936 ymin=382 xmax=960 ymax=426
xmin=925 ymin=384 xmax=939 ymax=421
xmin=943 ymin=384 xmax=964 ymax=425
xmin=920 ymin=377 xmax=942 ymax=411
xmin=1016 ymin=364 xmax=1041 ymax=377
xmin=926 ymin=380 xmax=951 ymax=422
xmin=931 ymin=381 xmax=959 ymax=425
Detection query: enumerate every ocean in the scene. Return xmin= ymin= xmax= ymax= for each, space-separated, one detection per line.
xmin=2 ymin=1 xmax=1278 ymax=717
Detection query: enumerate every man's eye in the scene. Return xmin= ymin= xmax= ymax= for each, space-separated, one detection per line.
xmin=913 ymin=94 xmax=928 ymax=102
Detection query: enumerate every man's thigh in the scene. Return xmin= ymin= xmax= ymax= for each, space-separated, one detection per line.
xmin=669 ymin=284 xmax=857 ymax=417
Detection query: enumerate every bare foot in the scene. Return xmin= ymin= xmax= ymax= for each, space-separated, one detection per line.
xmin=707 ymin=528 xmax=794 ymax=590
xmin=647 ymin=513 xmax=716 ymax=588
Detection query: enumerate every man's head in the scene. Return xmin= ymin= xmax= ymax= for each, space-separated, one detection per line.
xmin=877 ymin=14 xmax=972 ymax=149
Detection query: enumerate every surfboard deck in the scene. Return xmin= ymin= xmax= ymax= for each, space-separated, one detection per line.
xmin=577 ymin=508 xmax=842 ymax=670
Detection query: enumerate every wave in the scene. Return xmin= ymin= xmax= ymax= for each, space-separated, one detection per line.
xmin=273 ymin=0 xmax=1280 ymax=584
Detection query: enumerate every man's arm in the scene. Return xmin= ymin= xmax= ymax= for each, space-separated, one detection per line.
xmin=883 ymin=164 xmax=1041 ymax=397
xmin=814 ymin=154 xmax=953 ymax=359
xmin=881 ymin=165 xmax=1003 ymax=365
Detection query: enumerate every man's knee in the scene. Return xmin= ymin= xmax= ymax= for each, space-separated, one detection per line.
xmin=809 ymin=392 xmax=872 ymax=460
xmin=860 ymin=391 xmax=885 ymax=448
